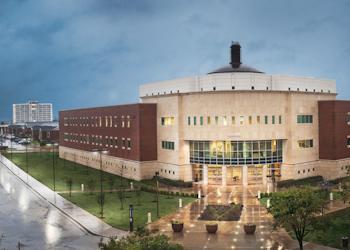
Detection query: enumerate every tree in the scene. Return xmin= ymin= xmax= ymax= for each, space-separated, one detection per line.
xmin=97 ymin=193 xmax=105 ymax=218
xmin=268 ymin=187 xmax=326 ymax=250
xmin=136 ymin=188 xmax=141 ymax=206
xmin=98 ymin=227 xmax=183 ymax=250
xmin=340 ymin=183 xmax=350 ymax=205
xmin=117 ymin=189 xmax=124 ymax=210
xmin=108 ymin=176 xmax=115 ymax=193
xmin=66 ymin=178 xmax=73 ymax=197
xmin=87 ymin=178 xmax=96 ymax=195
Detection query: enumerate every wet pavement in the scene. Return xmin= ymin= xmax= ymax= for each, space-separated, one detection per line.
xmin=0 ymin=160 xmax=102 ymax=249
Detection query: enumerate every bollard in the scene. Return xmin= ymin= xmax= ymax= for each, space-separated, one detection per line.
xmin=179 ymin=198 xmax=182 ymax=208
xmin=198 ymin=190 xmax=201 ymax=199
xmin=266 ymin=199 xmax=270 ymax=208
xmin=130 ymin=182 xmax=134 ymax=190
xmin=330 ymin=192 xmax=333 ymax=201
xmin=147 ymin=212 xmax=152 ymax=224
xmin=258 ymin=190 xmax=261 ymax=199
xmin=81 ymin=184 xmax=84 ymax=192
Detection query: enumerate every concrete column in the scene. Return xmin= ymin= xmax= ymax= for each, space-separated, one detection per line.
xmin=262 ymin=165 xmax=268 ymax=185
xmin=242 ymin=165 xmax=248 ymax=186
xmin=222 ymin=165 xmax=227 ymax=186
xmin=203 ymin=165 xmax=208 ymax=185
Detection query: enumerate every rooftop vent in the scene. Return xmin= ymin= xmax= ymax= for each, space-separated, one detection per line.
xmin=230 ymin=42 xmax=241 ymax=68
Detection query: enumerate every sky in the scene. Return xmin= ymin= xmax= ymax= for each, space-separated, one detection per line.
xmin=0 ymin=0 xmax=349 ymax=121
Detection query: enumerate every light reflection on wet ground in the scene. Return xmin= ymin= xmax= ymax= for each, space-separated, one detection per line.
xmin=0 ymin=163 xmax=101 ymax=250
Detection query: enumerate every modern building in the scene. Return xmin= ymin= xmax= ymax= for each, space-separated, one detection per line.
xmin=59 ymin=43 xmax=350 ymax=185
xmin=13 ymin=101 xmax=53 ymax=123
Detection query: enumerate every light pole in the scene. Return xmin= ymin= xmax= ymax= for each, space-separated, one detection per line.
xmin=25 ymin=142 xmax=28 ymax=176
xmin=10 ymin=127 xmax=13 ymax=160
xmin=155 ymin=171 xmax=160 ymax=218
xmin=92 ymin=148 xmax=108 ymax=218
xmin=51 ymin=143 xmax=59 ymax=191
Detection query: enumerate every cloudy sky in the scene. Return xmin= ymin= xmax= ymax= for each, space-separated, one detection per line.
xmin=0 ymin=0 xmax=349 ymax=121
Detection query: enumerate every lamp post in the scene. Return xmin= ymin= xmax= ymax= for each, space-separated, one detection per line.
xmin=25 ymin=142 xmax=28 ymax=179
xmin=10 ymin=127 xmax=13 ymax=160
xmin=50 ymin=143 xmax=59 ymax=191
xmin=155 ymin=171 xmax=160 ymax=218
xmin=92 ymin=148 xmax=108 ymax=218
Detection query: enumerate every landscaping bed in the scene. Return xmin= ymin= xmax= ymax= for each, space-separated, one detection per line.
xmin=198 ymin=203 xmax=243 ymax=221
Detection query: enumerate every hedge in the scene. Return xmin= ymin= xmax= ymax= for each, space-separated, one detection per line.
xmin=276 ymin=175 xmax=324 ymax=188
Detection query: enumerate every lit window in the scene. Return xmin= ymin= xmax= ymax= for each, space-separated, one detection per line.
xmin=223 ymin=116 xmax=227 ymax=126
xmin=215 ymin=116 xmax=219 ymax=125
xmin=105 ymin=116 xmax=108 ymax=127
xmin=264 ymin=116 xmax=268 ymax=124
xmin=200 ymin=116 xmax=204 ymax=126
xmin=240 ymin=116 xmax=244 ymax=125
xmin=110 ymin=116 xmax=113 ymax=127
xmin=257 ymin=116 xmax=260 ymax=124
xmin=298 ymin=139 xmax=314 ymax=148
xmin=248 ymin=116 xmax=252 ymax=125
xmin=99 ymin=117 xmax=102 ymax=127
xmin=161 ymin=117 xmax=174 ymax=126
xmin=207 ymin=116 xmax=211 ymax=125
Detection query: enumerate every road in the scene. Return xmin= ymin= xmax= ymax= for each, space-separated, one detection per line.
xmin=0 ymin=162 xmax=101 ymax=250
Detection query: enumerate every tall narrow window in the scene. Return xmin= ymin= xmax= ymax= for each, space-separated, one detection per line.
xmin=200 ymin=116 xmax=204 ymax=126
xmin=240 ymin=116 xmax=244 ymax=125
xmin=187 ymin=116 xmax=191 ymax=125
xmin=215 ymin=116 xmax=219 ymax=125
xmin=279 ymin=115 xmax=282 ymax=124
xmin=248 ymin=116 xmax=252 ymax=125
xmin=193 ymin=116 xmax=197 ymax=126
xmin=257 ymin=116 xmax=261 ymax=124
xmin=223 ymin=116 xmax=227 ymax=126
xmin=264 ymin=116 xmax=268 ymax=124
xmin=231 ymin=116 xmax=235 ymax=125
xmin=272 ymin=115 xmax=275 ymax=124
xmin=207 ymin=116 xmax=211 ymax=125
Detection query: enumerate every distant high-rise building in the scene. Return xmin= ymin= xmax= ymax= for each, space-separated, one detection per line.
xmin=13 ymin=101 xmax=53 ymax=123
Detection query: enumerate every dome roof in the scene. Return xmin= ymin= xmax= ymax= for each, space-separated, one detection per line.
xmin=208 ymin=64 xmax=263 ymax=74
xmin=208 ymin=42 xmax=264 ymax=74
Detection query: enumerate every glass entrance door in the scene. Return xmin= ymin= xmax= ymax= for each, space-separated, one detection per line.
xmin=208 ymin=166 xmax=222 ymax=185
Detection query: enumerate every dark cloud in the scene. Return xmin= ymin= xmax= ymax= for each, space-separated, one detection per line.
xmin=0 ymin=0 xmax=349 ymax=120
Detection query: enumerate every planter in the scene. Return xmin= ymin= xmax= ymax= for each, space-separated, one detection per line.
xmin=171 ymin=222 xmax=184 ymax=233
xmin=205 ymin=223 xmax=218 ymax=234
xmin=243 ymin=224 xmax=256 ymax=234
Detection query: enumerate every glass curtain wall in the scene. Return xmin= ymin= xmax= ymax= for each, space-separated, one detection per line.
xmin=190 ymin=140 xmax=283 ymax=165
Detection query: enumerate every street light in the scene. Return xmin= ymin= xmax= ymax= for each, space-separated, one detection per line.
xmin=49 ymin=143 xmax=59 ymax=191
xmin=92 ymin=148 xmax=109 ymax=218
xmin=25 ymin=141 xmax=29 ymax=182
xmin=155 ymin=171 xmax=160 ymax=218
xmin=10 ymin=127 xmax=13 ymax=160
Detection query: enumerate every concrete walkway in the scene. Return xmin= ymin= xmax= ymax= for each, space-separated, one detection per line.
xmin=0 ymin=154 xmax=128 ymax=239
xmin=147 ymin=184 xmax=339 ymax=250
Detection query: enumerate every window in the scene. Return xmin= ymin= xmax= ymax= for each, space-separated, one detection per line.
xmin=297 ymin=115 xmax=313 ymax=124
xmin=257 ymin=116 xmax=260 ymax=124
xmin=232 ymin=116 xmax=235 ymax=125
xmin=248 ymin=116 xmax=252 ymax=125
xmin=223 ymin=116 xmax=227 ymax=126
xmin=161 ymin=117 xmax=174 ymax=126
xmin=264 ymin=115 xmax=268 ymax=124
xmin=239 ymin=116 xmax=244 ymax=125
xmin=347 ymin=113 xmax=350 ymax=124
xmin=127 ymin=138 xmax=131 ymax=150
xmin=122 ymin=138 xmax=126 ymax=149
xmin=188 ymin=116 xmax=191 ymax=126
xmin=279 ymin=115 xmax=282 ymax=124
xmin=215 ymin=116 xmax=219 ymax=125
xmin=347 ymin=136 xmax=350 ymax=148
xmin=193 ymin=116 xmax=197 ymax=126
xmin=200 ymin=116 xmax=204 ymax=126
xmin=161 ymin=141 xmax=175 ymax=150
xmin=298 ymin=139 xmax=314 ymax=148
xmin=207 ymin=116 xmax=211 ymax=125
xmin=272 ymin=116 xmax=275 ymax=124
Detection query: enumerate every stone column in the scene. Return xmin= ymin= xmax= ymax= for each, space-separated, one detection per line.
xmin=242 ymin=165 xmax=248 ymax=186
xmin=203 ymin=165 xmax=208 ymax=185
xmin=262 ymin=165 xmax=268 ymax=185
xmin=222 ymin=165 xmax=227 ymax=186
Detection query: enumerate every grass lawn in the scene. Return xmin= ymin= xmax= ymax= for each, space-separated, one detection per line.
xmin=61 ymin=191 xmax=194 ymax=230
xmin=4 ymin=152 xmax=142 ymax=192
xmin=4 ymin=152 xmax=196 ymax=230
xmin=297 ymin=207 xmax=350 ymax=249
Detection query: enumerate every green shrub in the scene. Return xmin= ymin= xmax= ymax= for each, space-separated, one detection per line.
xmin=277 ymin=176 xmax=323 ymax=188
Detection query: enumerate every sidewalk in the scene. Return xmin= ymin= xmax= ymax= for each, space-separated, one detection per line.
xmin=0 ymin=154 xmax=128 ymax=239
